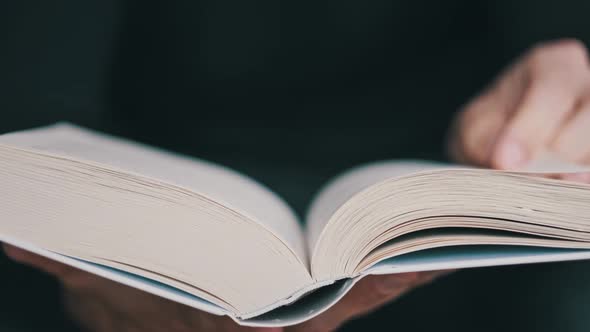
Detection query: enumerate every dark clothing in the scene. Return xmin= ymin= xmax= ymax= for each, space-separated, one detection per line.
xmin=1 ymin=1 xmax=590 ymax=331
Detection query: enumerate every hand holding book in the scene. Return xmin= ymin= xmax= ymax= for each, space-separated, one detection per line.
xmin=2 ymin=39 xmax=590 ymax=331
xmin=448 ymin=39 xmax=590 ymax=181
xmin=4 ymin=244 xmax=450 ymax=332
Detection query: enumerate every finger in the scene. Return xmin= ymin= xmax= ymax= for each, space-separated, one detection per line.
xmin=493 ymin=40 xmax=590 ymax=169
xmin=294 ymin=270 xmax=452 ymax=332
xmin=3 ymin=244 xmax=80 ymax=282
xmin=551 ymin=97 xmax=590 ymax=163
xmin=449 ymin=62 xmax=527 ymax=166
xmin=560 ymin=173 xmax=590 ymax=183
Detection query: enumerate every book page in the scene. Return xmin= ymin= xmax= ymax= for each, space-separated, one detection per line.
xmin=305 ymin=153 xmax=590 ymax=256
xmin=0 ymin=123 xmax=307 ymax=263
xmin=305 ymin=160 xmax=448 ymax=254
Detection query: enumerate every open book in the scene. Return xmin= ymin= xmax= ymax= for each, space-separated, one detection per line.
xmin=1 ymin=124 xmax=590 ymax=327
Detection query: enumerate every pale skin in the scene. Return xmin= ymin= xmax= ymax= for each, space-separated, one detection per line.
xmin=3 ymin=38 xmax=590 ymax=332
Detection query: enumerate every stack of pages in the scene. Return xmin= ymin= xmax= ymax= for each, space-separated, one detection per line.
xmin=1 ymin=124 xmax=589 ymax=327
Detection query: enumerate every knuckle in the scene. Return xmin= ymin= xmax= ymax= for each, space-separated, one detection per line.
xmin=553 ymin=38 xmax=588 ymax=58
xmin=555 ymin=39 xmax=588 ymax=67
xmin=529 ymin=39 xmax=588 ymax=69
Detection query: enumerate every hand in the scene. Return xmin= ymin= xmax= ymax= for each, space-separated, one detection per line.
xmin=449 ymin=39 xmax=590 ymax=180
xmin=3 ymin=244 xmax=451 ymax=332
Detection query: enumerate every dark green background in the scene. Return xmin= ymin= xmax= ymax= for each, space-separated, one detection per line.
xmin=1 ymin=1 xmax=590 ymax=330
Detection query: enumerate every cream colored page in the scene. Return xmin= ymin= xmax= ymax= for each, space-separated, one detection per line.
xmin=0 ymin=123 xmax=307 ymax=262
xmin=305 ymin=160 xmax=448 ymax=253
xmin=305 ymin=153 xmax=590 ymax=256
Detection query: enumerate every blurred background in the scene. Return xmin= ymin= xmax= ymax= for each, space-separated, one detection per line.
xmin=1 ymin=0 xmax=590 ymax=330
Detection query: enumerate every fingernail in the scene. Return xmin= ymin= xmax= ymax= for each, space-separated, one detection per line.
xmin=496 ymin=138 xmax=527 ymax=169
